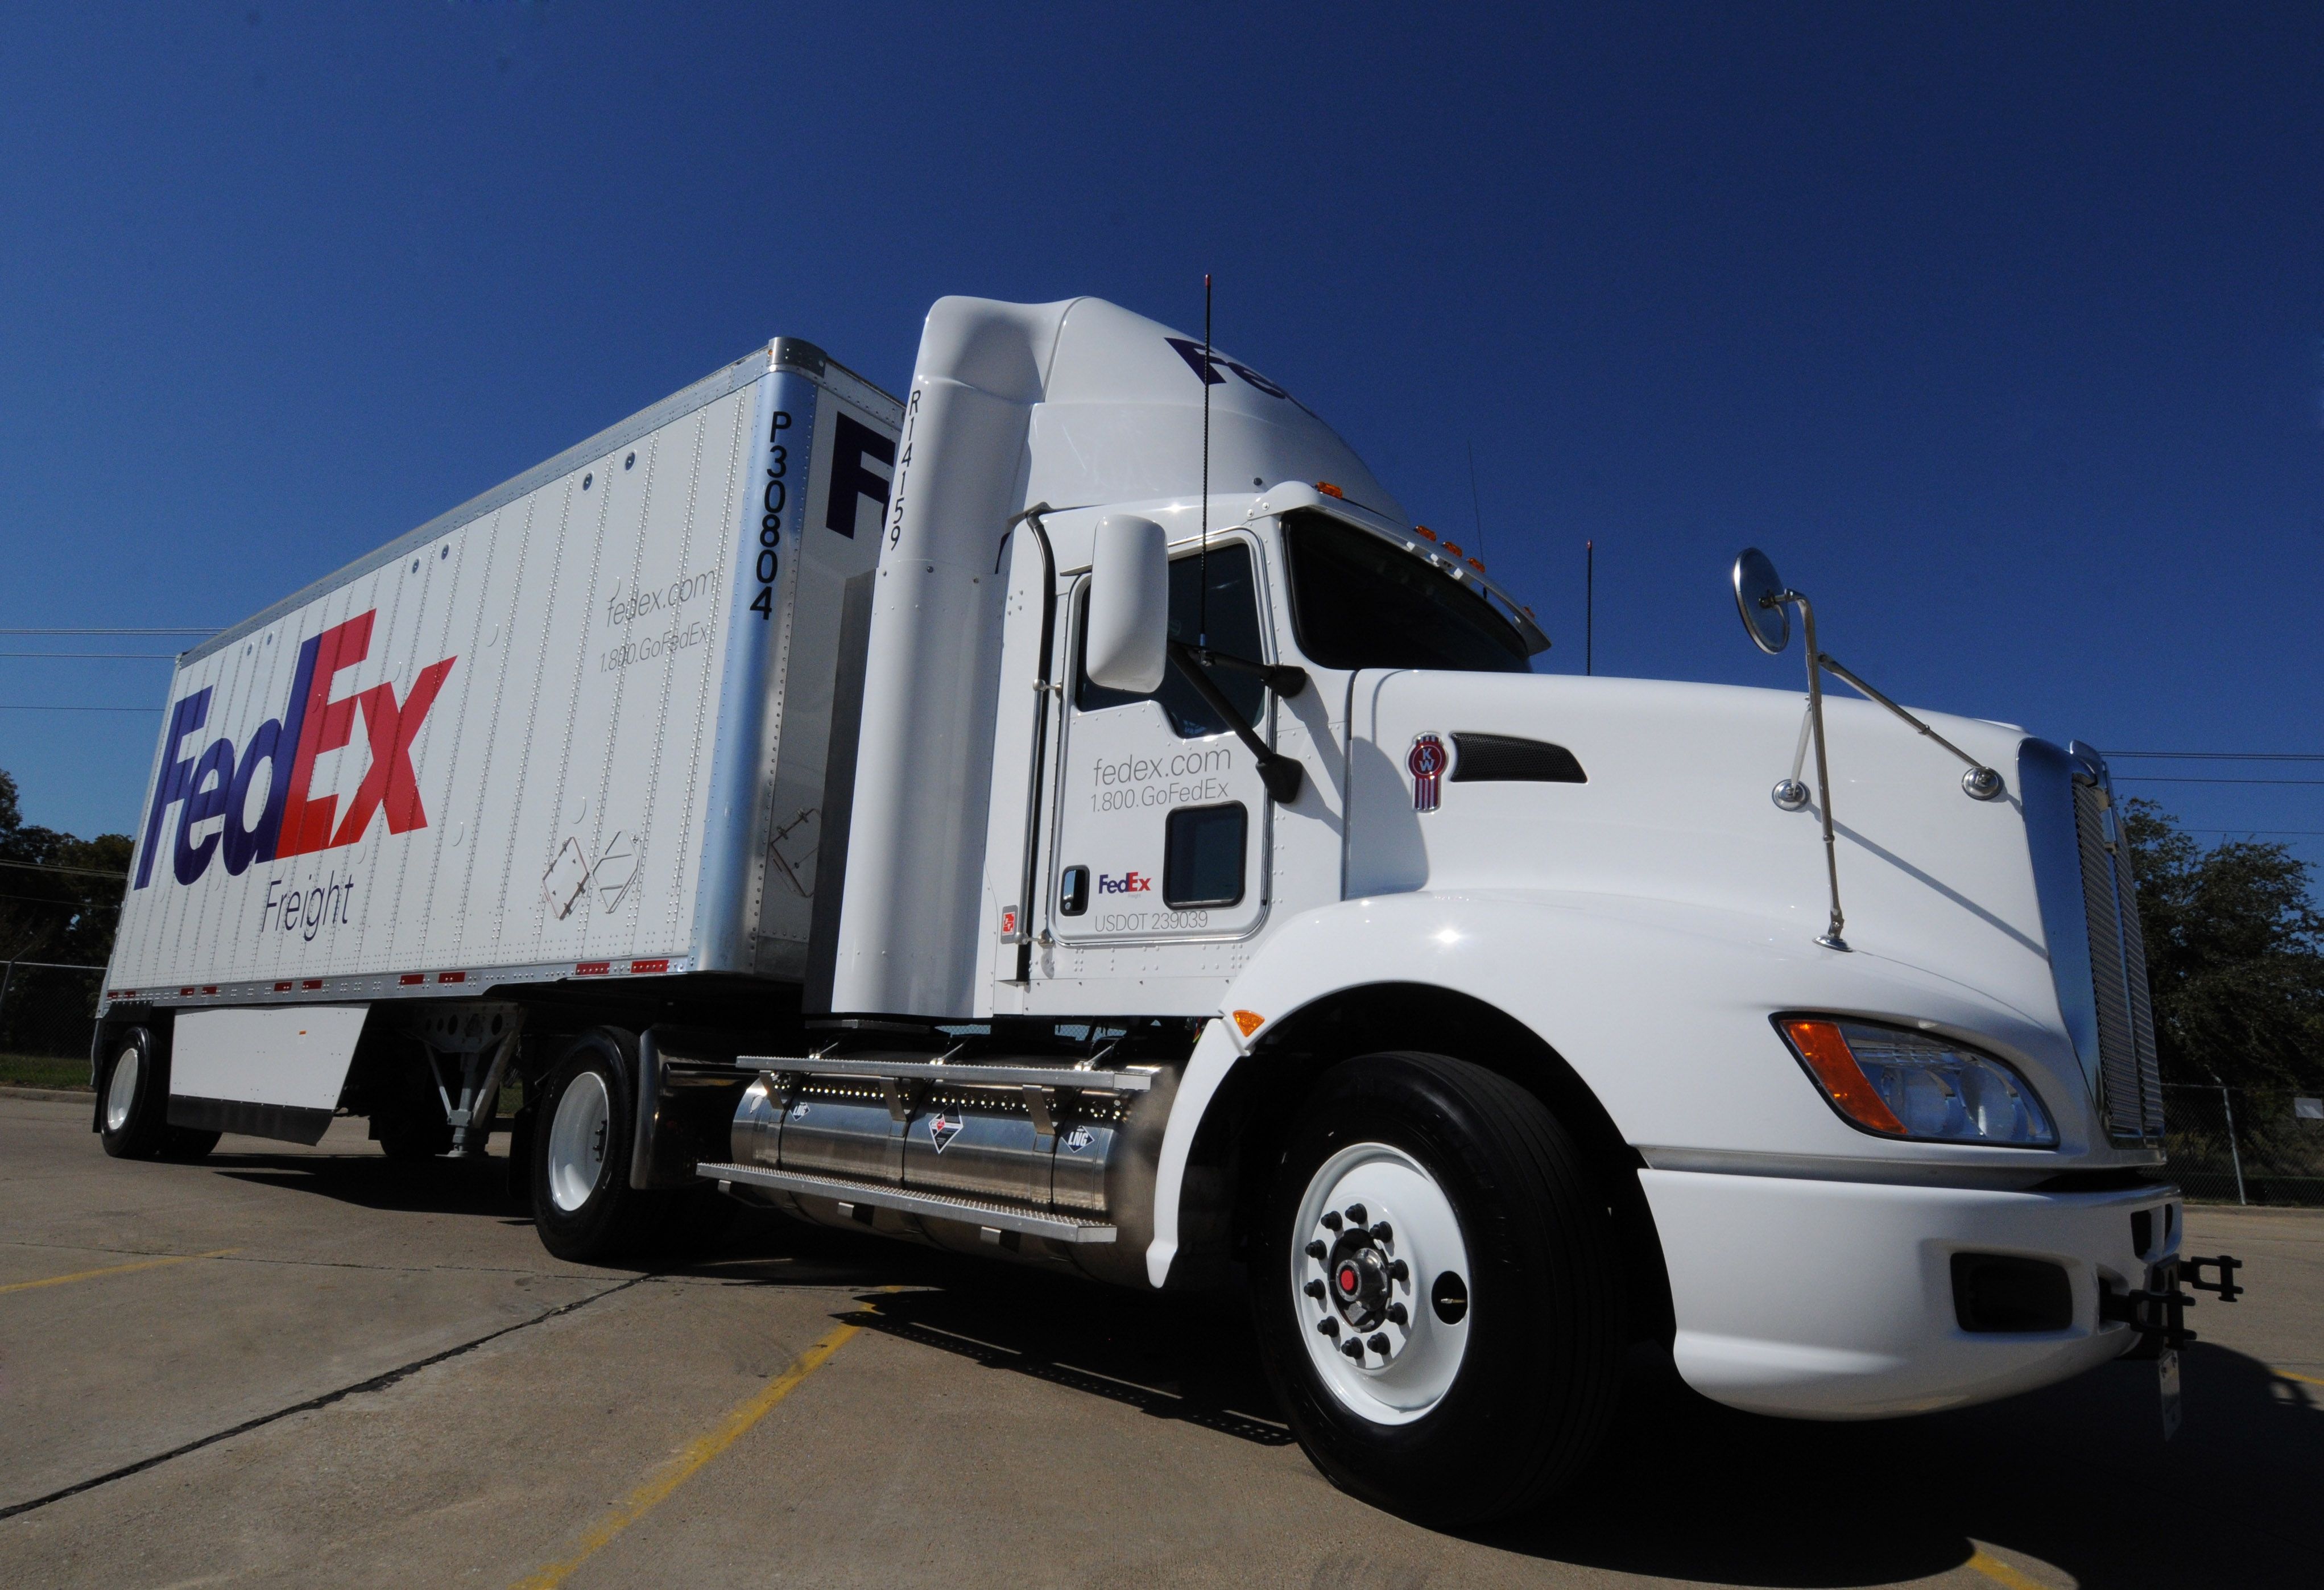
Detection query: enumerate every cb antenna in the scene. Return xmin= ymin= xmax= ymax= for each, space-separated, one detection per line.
xmin=1467 ymin=437 xmax=1484 ymax=562
xmin=1199 ymin=273 xmax=1211 ymax=649
xmin=1585 ymin=540 xmax=1595 ymax=675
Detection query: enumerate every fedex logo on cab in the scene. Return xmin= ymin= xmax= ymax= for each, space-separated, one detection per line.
xmin=137 ymin=611 xmax=456 ymax=889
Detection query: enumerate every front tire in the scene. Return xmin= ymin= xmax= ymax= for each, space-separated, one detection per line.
xmin=528 ymin=1029 xmax=667 ymax=1263
xmin=1254 ymin=1051 xmax=1626 ymax=1525
xmin=98 ymin=1027 xmax=171 ymax=1160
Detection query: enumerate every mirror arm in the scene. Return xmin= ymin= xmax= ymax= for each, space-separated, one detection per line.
xmin=1789 ymin=593 xmax=1849 ymax=951
xmin=1813 ymin=653 xmax=2005 ymax=800
xmin=1190 ymin=646 xmax=1308 ymax=697
xmin=1167 ymin=641 xmax=1303 ymax=803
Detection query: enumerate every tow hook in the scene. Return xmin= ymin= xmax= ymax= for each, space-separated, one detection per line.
xmin=2104 ymin=1253 xmax=2243 ymax=1357
xmin=2182 ymin=1252 xmax=2244 ymax=1302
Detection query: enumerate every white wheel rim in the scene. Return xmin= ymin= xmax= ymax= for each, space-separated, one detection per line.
xmin=547 ymin=1071 xmax=611 ymax=1213
xmin=106 ymin=1047 xmax=140 ymax=1134
xmin=1291 ymin=1141 xmax=1472 ymax=1426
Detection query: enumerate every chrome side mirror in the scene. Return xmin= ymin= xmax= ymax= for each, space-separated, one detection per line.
xmin=1732 ymin=548 xmax=1791 ymax=655
xmin=1084 ymin=513 xmax=1169 ymax=693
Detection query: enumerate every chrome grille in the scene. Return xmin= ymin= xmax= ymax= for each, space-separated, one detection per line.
xmin=2071 ymin=778 xmax=2164 ymax=1143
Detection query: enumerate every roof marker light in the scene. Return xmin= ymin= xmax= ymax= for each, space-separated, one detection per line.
xmin=1232 ymin=1010 xmax=1265 ymax=1036
xmin=1415 ymin=526 xmax=1437 ymax=542
xmin=1316 ymin=481 xmax=1344 ymax=499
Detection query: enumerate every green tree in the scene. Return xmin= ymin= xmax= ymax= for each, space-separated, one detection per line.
xmin=0 ymin=767 xmax=131 ymax=967
xmin=2122 ymin=796 xmax=2324 ymax=1092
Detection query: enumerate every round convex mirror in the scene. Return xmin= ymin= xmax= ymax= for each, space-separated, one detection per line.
xmin=1731 ymin=548 xmax=1791 ymax=655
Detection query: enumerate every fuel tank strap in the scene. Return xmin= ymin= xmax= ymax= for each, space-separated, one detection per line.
xmin=737 ymin=1055 xmax=1155 ymax=1093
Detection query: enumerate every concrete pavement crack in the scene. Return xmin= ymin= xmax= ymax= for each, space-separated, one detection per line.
xmin=0 ymin=1274 xmax=655 ymax=1523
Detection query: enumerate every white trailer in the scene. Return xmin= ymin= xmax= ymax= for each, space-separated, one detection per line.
xmin=94 ymin=295 xmax=2237 ymax=1522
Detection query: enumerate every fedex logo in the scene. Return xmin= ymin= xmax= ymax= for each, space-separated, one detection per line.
xmin=137 ymin=611 xmax=456 ymax=889
xmin=1097 ymin=872 xmax=1152 ymax=895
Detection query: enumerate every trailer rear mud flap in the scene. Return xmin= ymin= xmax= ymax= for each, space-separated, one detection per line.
xmin=166 ymin=1004 xmax=369 ymax=1146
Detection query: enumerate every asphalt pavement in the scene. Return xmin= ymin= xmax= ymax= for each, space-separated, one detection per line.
xmin=2 ymin=1090 xmax=2318 ymax=1589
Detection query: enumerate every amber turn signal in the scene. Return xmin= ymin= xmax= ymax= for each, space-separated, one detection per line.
xmin=1779 ymin=1018 xmax=1907 ymax=1135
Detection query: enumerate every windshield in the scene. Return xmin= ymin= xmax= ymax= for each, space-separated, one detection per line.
xmin=1281 ymin=511 xmax=1531 ymax=672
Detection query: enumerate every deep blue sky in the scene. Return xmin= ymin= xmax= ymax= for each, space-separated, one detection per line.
xmin=3 ymin=5 xmax=2319 ymax=869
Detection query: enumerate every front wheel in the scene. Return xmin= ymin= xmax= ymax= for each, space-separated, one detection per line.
xmin=1254 ymin=1051 xmax=1627 ymax=1525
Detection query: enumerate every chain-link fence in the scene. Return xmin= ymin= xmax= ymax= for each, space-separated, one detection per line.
xmin=0 ymin=960 xmax=105 ymax=1089
xmin=2162 ymin=1083 xmax=2324 ymax=1207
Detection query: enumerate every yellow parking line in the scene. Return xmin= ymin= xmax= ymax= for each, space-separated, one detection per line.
xmin=1966 ymin=1548 xmax=2056 ymax=1589
xmin=509 ymin=1319 xmax=861 ymax=1589
xmin=0 ymin=1248 xmax=239 ymax=1296
xmin=2279 ymin=1368 xmax=2324 ymax=1387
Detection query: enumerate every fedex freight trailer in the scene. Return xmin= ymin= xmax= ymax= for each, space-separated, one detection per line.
xmin=98 ymin=338 xmax=899 ymax=1153
xmin=93 ymin=295 xmax=2232 ymax=1523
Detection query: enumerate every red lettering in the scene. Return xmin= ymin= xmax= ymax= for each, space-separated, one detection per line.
xmin=276 ymin=613 xmax=375 ymax=858
xmin=328 ymin=658 xmax=455 ymax=847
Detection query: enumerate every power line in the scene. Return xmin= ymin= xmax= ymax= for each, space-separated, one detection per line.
xmin=2184 ymin=829 xmax=2324 ymax=836
xmin=0 ymin=628 xmax=217 ymax=636
xmin=0 ymin=859 xmax=128 ymax=880
xmin=0 ymin=705 xmax=159 ymax=712
xmin=2104 ymin=751 xmax=2324 ymax=762
xmin=2114 ymin=776 xmax=2324 ymax=786
xmin=0 ymin=652 xmax=181 ymax=660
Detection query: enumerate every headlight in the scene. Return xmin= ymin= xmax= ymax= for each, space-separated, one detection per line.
xmin=1775 ymin=1017 xmax=2057 ymax=1147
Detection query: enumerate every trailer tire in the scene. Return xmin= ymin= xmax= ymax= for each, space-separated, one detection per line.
xmin=529 ymin=1029 xmax=667 ymax=1263
xmin=98 ymin=1027 xmax=172 ymax=1160
xmin=1253 ymin=1051 xmax=1625 ymax=1525
xmin=161 ymin=1127 xmax=222 ymax=1161
xmin=375 ymin=1113 xmax=453 ymax=1162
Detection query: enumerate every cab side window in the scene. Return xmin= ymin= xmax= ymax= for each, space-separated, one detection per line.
xmin=1074 ymin=541 xmax=1265 ymax=738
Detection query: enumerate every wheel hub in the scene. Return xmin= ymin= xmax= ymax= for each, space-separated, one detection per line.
xmin=1302 ymin=1200 xmax=1415 ymax=1366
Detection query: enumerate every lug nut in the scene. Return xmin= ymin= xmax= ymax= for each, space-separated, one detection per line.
xmin=1305 ymin=1240 xmax=1327 ymax=1261
xmin=1341 ymin=1339 xmax=1365 ymax=1360
xmin=1367 ymin=1333 xmax=1390 ymax=1356
xmin=1317 ymin=1316 xmax=1339 ymax=1337
xmin=1345 ymin=1203 xmax=1368 ymax=1225
xmin=1388 ymin=1259 xmax=1409 ymax=1284
xmin=1321 ymin=1211 xmax=1342 ymax=1232
xmin=1305 ymin=1280 xmax=1326 ymax=1300
xmin=1386 ymin=1302 xmax=1408 ymax=1327
xmin=1370 ymin=1221 xmax=1393 ymax=1244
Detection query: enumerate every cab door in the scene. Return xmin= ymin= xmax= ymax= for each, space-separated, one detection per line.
xmin=1045 ymin=536 xmax=1275 ymax=950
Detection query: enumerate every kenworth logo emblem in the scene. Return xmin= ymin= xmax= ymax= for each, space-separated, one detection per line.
xmin=136 ymin=610 xmax=456 ymax=889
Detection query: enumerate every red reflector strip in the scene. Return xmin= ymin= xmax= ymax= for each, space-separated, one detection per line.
xmin=576 ymin=961 xmax=610 ymax=977
xmin=179 ymin=986 xmax=196 ymax=997
xmin=630 ymin=959 xmax=669 ymax=975
xmin=274 ymin=981 xmax=293 ymax=993
xmin=399 ymin=973 xmax=424 ymax=986
xmin=203 ymin=986 xmax=218 ymax=994
xmin=437 ymin=970 xmax=466 ymax=984
xmin=301 ymin=978 xmax=322 ymax=990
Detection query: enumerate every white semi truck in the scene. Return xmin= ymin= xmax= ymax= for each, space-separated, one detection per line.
xmin=93 ymin=295 xmax=2237 ymax=1522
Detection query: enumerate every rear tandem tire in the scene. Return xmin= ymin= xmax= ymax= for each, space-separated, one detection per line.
xmin=528 ymin=1028 xmax=672 ymax=1263
xmin=98 ymin=1027 xmax=171 ymax=1161
xmin=1252 ymin=1051 xmax=1628 ymax=1526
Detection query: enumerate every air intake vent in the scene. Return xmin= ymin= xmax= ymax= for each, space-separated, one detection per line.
xmin=2072 ymin=777 xmax=2164 ymax=1143
xmin=1450 ymin=733 xmax=1586 ymax=784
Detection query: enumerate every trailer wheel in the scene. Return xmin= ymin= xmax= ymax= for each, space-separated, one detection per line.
xmin=1253 ymin=1051 xmax=1625 ymax=1525
xmin=528 ymin=1029 xmax=665 ymax=1263
xmin=98 ymin=1027 xmax=172 ymax=1160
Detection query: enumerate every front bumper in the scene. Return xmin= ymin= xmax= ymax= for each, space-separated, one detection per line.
xmin=1641 ymin=1168 xmax=2178 ymax=1418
